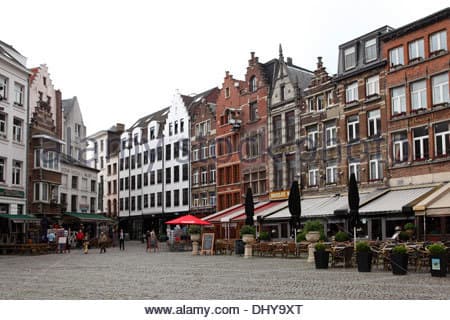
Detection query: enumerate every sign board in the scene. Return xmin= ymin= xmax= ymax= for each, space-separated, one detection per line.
xmin=269 ymin=190 xmax=289 ymax=200
xmin=431 ymin=258 xmax=441 ymax=271
xmin=200 ymin=233 xmax=214 ymax=255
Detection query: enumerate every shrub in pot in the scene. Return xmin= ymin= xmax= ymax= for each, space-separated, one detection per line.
xmin=428 ymin=243 xmax=447 ymax=277
xmin=188 ymin=225 xmax=201 ymax=242
xmin=334 ymin=231 xmax=350 ymax=242
xmin=314 ymin=242 xmax=329 ymax=269
xmin=404 ymin=223 xmax=415 ymax=239
xmin=303 ymin=220 xmax=326 ymax=241
xmin=240 ymin=225 xmax=256 ymax=244
xmin=356 ymin=241 xmax=372 ymax=272
xmin=398 ymin=231 xmax=410 ymax=242
xmin=259 ymin=231 xmax=270 ymax=241
xmin=391 ymin=245 xmax=408 ymax=275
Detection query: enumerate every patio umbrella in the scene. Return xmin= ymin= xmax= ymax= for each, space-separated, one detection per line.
xmin=288 ymin=181 xmax=301 ymax=243
xmin=348 ymin=173 xmax=360 ymax=247
xmin=165 ymin=214 xmax=211 ymax=225
xmin=244 ymin=187 xmax=254 ymax=226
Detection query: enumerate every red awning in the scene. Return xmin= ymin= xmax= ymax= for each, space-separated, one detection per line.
xmin=165 ymin=214 xmax=211 ymax=225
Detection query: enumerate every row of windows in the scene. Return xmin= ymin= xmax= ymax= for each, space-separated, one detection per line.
xmin=0 ymin=76 xmax=25 ymax=106
xmin=0 ymin=158 xmax=22 ymax=186
xmin=217 ymin=164 xmax=240 ymax=186
xmin=390 ymin=73 xmax=449 ymax=116
xmin=119 ymin=188 xmax=189 ymax=211
xmin=344 ymin=37 xmax=378 ymax=71
xmin=389 ymin=30 xmax=447 ymax=68
xmin=119 ymin=164 xmax=189 ymax=190
xmin=192 ymin=167 xmax=216 ymax=185
xmin=192 ymin=192 xmax=216 ymax=207
xmin=307 ymin=154 xmax=383 ymax=186
xmin=192 ymin=142 xmax=215 ymax=161
xmin=0 ymin=113 xmax=24 ymax=142
xmin=168 ymin=119 xmax=185 ymax=137
xmin=273 ymin=111 xmax=295 ymax=145
xmin=62 ymin=175 xmax=96 ymax=192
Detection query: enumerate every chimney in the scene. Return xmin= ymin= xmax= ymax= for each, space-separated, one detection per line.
xmin=225 ymin=71 xmax=230 ymax=77
xmin=250 ymin=52 xmax=255 ymax=59
xmin=287 ymin=57 xmax=293 ymax=66
xmin=317 ymin=56 xmax=323 ymax=69
xmin=116 ymin=123 xmax=125 ymax=133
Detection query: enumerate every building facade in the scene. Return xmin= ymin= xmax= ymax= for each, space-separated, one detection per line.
xmin=189 ymin=88 xmax=219 ymax=216
xmin=0 ymin=41 xmax=29 ymax=216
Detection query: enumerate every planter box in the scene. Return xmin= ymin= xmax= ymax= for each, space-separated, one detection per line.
xmin=430 ymin=254 xmax=447 ymax=277
xmin=356 ymin=251 xmax=372 ymax=272
xmin=314 ymin=251 xmax=329 ymax=269
xmin=391 ymin=253 xmax=408 ymax=275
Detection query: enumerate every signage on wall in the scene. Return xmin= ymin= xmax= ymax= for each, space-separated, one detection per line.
xmin=269 ymin=190 xmax=289 ymax=200
xmin=0 ymin=188 xmax=25 ymax=198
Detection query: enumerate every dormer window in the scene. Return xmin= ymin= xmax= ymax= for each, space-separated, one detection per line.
xmin=365 ymin=38 xmax=377 ymax=62
xmin=344 ymin=47 xmax=356 ymax=70
xmin=249 ymin=76 xmax=257 ymax=92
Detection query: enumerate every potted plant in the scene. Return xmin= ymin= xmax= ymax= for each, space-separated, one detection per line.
xmin=304 ymin=220 xmax=325 ymax=242
xmin=398 ymin=231 xmax=410 ymax=242
xmin=259 ymin=231 xmax=270 ymax=242
xmin=334 ymin=231 xmax=350 ymax=243
xmin=404 ymin=223 xmax=415 ymax=239
xmin=314 ymin=242 xmax=329 ymax=269
xmin=356 ymin=241 xmax=372 ymax=272
xmin=188 ymin=225 xmax=201 ymax=242
xmin=428 ymin=243 xmax=447 ymax=277
xmin=240 ymin=225 xmax=256 ymax=244
xmin=391 ymin=244 xmax=408 ymax=275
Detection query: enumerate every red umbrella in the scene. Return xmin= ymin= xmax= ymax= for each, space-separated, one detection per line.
xmin=165 ymin=214 xmax=211 ymax=225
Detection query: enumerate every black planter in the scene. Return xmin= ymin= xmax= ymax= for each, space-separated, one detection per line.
xmin=430 ymin=254 xmax=447 ymax=277
xmin=356 ymin=251 xmax=372 ymax=272
xmin=314 ymin=250 xmax=329 ymax=269
xmin=391 ymin=253 xmax=408 ymax=275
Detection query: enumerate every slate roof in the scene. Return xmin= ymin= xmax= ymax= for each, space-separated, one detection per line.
xmin=62 ymin=96 xmax=77 ymax=116
xmin=128 ymin=106 xmax=170 ymax=136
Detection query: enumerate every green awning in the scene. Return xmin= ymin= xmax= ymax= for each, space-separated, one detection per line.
xmin=0 ymin=214 xmax=40 ymax=223
xmin=63 ymin=212 xmax=113 ymax=223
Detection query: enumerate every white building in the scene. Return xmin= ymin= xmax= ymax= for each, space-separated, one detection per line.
xmin=0 ymin=40 xmax=30 ymax=216
xmin=118 ymin=92 xmax=191 ymax=238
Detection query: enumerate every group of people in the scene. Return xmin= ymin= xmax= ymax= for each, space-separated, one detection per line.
xmin=47 ymin=229 xmax=72 ymax=254
xmin=145 ymin=229 xmax=158 ymax=252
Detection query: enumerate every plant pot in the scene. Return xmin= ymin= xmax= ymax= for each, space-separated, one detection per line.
xmin=405 ymin=229 xmax=414 ymax=238
xmin=314 ymin=250 xmax=329 ymax=269
xmin=391 ymin=253 xmax=408 ymax=275
xmin=356 ymin=251 xmax=372 ymax=272
xmin=430 ymin=254 xmax=447 ymax=277
xmin=305 ymin=231 xmax=320 ymax=242
xmin=242 ymin=234 xmax=255 ymax=245
xmin=190 ymin=234 xmax=200 ymax=242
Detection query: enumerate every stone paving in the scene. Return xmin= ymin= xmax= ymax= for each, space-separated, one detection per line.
xmin=0 ymin=241 xmax=449 ymax=300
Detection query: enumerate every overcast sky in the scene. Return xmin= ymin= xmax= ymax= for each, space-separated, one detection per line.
xmin=3 ymin=0 xmax=448 ymax=135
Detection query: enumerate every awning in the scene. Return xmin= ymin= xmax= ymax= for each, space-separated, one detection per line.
xmin=220 ymin=202 xmax=269 ymax=223
xmin=63 ymin=212 xmax=113 ymax=223
xmin=414 ymin=183 xmax=450 ymax=216
xmin=202 ymin=204 xmax=243 ymax=223
xmin=230 ymin=201 xmax=288 ymax=222
xmin=0 ymin=214 xmax=40 ymax=223
xmin=359 ymin=186 xmax=435 ymax=215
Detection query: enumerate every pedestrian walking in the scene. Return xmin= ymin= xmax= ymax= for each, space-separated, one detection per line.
xmin=83 ymin=234 xmax=89 ymax=254
xmin=119 ymin=228 xmax=125 ymax=250
xmin=99 ymin=232 xmax=107 ymax=254
xmin=150 ymin=229 xmax=158 ymax=252
xmin=76 ymin=229 xmax=84 ymax=249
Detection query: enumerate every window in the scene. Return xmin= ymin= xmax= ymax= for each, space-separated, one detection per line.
xmin=100 ymin=156 xmax=104 ymax=169
xmin=325 ymin=122 xmax=337 ymax=148
xmin=131 ymin=176 xmax=135 ymax=190
xmin=346 ymin=82 xmax=358 ymax=103
xmin=0 ymin=113 xmax=6 ymax=137
xmin=413 ymin=126 xmax=429 ymax=160
xmin=435 ymin=121 xmax=450 ymax=157
xmin=14 ymin=83 xmax=24 ymax=105
xmin=166 ymin=191 xmax=171 ymax=207
xmin=308 ymin=98 xmax=314 ymax=112
xmin=72 ymin=176 xmax=78 ymax=189
xmin=166 ymin=144 xmax=171 ymax=161
xmin=143 ymin=151 xmax=148 ymax=164
xmin=150 ymin=194 xmax=155 ymax=207
xmin=180 ymin=119 xmax=184 ymax=133
xmin=280 ymin=84 xmax=285 ymax=101
xmin=286 ymin=156 xmax=296 ymax=188
xmin=182 ymin=164 xmax=188 ymax=181
xmin=193 ymin=194 xmax=199 ymax=207
xmin=316 ymin=95 xmax=324 ymax=111
xmin=326 ymin=162 xmax=337 ymax=184
xmin=273 ymin=115 xmax=282 ymax=145
xmin=347 ymin=115 xmax=360 ymax=142
xmin=369 ymin=154 xmax=383 ymax=181
xmin=12 ymin=118 xmax=22 ymax=142
xmin=34 ymin=149 xmax=59 ymax=170
xmin=150 ymin=127 xmax=155 ymax=140
xmin=34 ymin=182 xmax=49 ymax=202
xmin=124 ymin=177 xmax=129 ymax=190
xmin=150 ymin=171 xmax=155 ymax=185
xmin=183 ymin=188 xmax=188 ymax=206
xmin=209 ymin=142 xmax=215 ymax=158
xmin=165 ymin=168 xmax=171 ymax=184
xmin=408 ymin=39 xmax=424 ymax=61
xmin=249 ymin=102 xmax=258 ymax=121
xmin=344 ymin=47 xmax=356 ymax=70
xmin=91 ymin=180 xmax=96 ymax=192
xmin=193 ymin=169 xmax=199 ymax=185
xmin=431 ymin=73 xmax=449 ymax=105
xmin=119 ymin=198 xmax=124 ymax=211
xmin=133 ymin=134 xmax=139 ymax=146
xmin=393 ymin=131 xmax=408 ymax=163
xmin=174 ymin=142 xmax=179 ymax=159
xmin=201 ymin=168 xmax=207 ymax=185
xmin=174 ymin=190 xmax=180 ymax=206
xmin=169 ymin=123 xmax=173 ymax=136
xmin=411 ymin=80 xmax=427 ymax=111
xmin=137 ymin=195 xmax=142 ymax=211
xmin=0 ymin=76 xmax=8 ymax=100
xmin=366 ymin=75 xmax=379 ymax=97
xmin=367 ymin=109 xmax=381 ymax=137
xmin=136 ymin=153 xmax=141 ymax=168
xmin=389 ymin=46 xmax=404 ymax=67
xmin=192 ymin=148 xmax=199 ymax=161
xmin=107 ymin=165 xmax=111 ymax=176
xmin=201 ymin=145 xmax=208 ymax=159
xmin=143 ymin=172 xmax=148 ymax=186
xmin=249 ymin=76 xmax=257 ymax=92
xmin=348 ymin=161 xmax=360 ymax=182
xmin=12 ymin=161 xmax=21 ymax=185
xmin=246 ymin=133 xmax=260 ymax=158
xmin=157 ymin=169 xmax=162 ymax=184
xmin=391 ymin=86 xmax=406 ymax=116
xmin=124 ymin=197 xmax=129 ymax=210
xmin=137 ymin=174 xmax=142 ymax=189
xmin=121 ymin=139 xmax=127 ymax=150
xmin=209 ymin=192 xmax=216 ymax=206
xmin=157 ymin=192 xmax=162 ymax=207
xmin=157 ymin=147 xmax=162 ymax=161
xmin=430 ymin=30 xmax=447 ymax=53
xmin=306 ymin=125 xmax=318 ymax=150
xmin=182 ymin=139 xmax=188 ymax=156
xmin=210 ymin=167 xmax=216 ymax=183
xmin=308 ymin=167 xmax=318 ymax=187
xmin=273 ymin=158 xmax=283 ymax=190
xmin=225 ymin=87 xmax=230 ymax=98
xmin=174 ymin=120 xmax=178 ymax=134
xmin=0 ymin=158 xmax=4 ymax=182
xmin=131 ymin=197 xmax=135 ymax=211
xmin=143 ymin=194 xmax=149 ymax=208
xmin=327 ymin=90 xmax=333 ymax=106
xmin=150 ymin=149 xmax=156 ymax=162
xmin=365 ymin=38 xmax=377 ymax=62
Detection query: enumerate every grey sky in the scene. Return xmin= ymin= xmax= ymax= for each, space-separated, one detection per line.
xmin=3 ymin=0 xmax=448 ymax=134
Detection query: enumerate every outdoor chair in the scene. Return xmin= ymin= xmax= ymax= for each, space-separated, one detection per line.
xmin=272 ymin=242 xmax=285 ymax=258
xmin=259 ymin=242 xmax=272 ymax=256
xmin=285 ymin=242 xmax=297 ymax=258
xmin=331 ymin=246 xmax=353 ymax=268
xmin=415 ymin=248 xmax=430 ymax=272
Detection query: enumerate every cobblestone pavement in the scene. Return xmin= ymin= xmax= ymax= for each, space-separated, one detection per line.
xmin=0 ymin=241 xmax=449 ymax=300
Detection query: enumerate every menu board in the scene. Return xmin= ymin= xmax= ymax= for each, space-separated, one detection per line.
xmin=201 ymin=233 xmax=214 ymax=255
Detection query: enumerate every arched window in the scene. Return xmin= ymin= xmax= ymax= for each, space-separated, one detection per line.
xmin=249 ymin=76 xmax=257 ymax=92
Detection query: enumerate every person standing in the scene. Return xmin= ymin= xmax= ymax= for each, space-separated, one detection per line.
xmin=150 ymin=229 xmax=158 ymax=252
xmin=145 ymin=230 xmax=151 ymax=252
xmin=119 ymin=228 xmax=125 ymax=250
xmin=99 ymin=232 xmax=107 ymax=254
xmin=83 ymin=233 xmax=89 ymax=254
xmin=76 ymin=229 xmax=84 ymax=249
